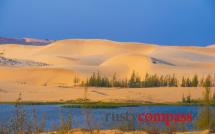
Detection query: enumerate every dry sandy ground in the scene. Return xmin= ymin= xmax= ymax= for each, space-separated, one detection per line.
xmin=43 ymin=129 xmax=209 ymax=134
xmin=0 ymin=81 xmax=214 ymax=103
xmin=0 ymin=39 xmax=214 ymax=102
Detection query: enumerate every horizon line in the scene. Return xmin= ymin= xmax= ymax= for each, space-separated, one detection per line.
xmin=0 ymin=36 xmax=214 ymax=47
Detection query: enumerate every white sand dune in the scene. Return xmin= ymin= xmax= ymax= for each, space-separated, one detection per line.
xmin=0 ymin=39 xmax=215 ymax=102
xmin=0 ymin=39 xmax=214 ymax=78
xmin=99 ymin=53 xmax=151 ymax=77
xmin=0 ymin=67 xmax=77 ymax=87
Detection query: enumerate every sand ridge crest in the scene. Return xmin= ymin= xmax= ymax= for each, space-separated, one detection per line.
xmin=0 ymin=39 xmax=214 ymax=87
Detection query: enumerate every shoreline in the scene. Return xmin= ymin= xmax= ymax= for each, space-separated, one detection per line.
xmin=0 ymin=100 xmax=214 ymax=107
xmin=41 ymin=129 xmax=210 ymax=134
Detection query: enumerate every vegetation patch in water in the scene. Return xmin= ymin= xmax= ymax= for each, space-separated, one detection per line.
xmin=61 ymin=102 xmax=142 ymax=109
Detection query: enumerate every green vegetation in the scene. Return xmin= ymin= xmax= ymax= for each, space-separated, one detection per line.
xmin=180 ymin=75 xmax=215 ymax=132
xmin=86 ymin=71 xmax=178 ymax=88
xmin=182 ymin=94 xmax=192 ymax=104
xmin=181 ymin=75 xmax=199 ymax=87
xmin=179 ymin=90 xmax=215 ymax=132
xmin=83 ymin=71 xmax=215 ymax=88
xmin=181 ymin=75 xmax=215 ymax=105
xmin=195 ymin=77 xmax=215 ymax=131
xmin=61 ymin=102 xmax=142 ymax=109
xmin=0 ymin=94 xmax=47 ymax=134
xmin=73 ymin=72 xmax=80 ymax=87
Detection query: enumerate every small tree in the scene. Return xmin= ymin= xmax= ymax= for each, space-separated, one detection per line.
xmin=212 ymin=92 xmax=215 ymax=104
xmin=84 ymin=86 xmax=88 ymax=101
xmin=88 ymin=72 xmax=96 ymax=86
xmin=204 ymin=86 xmax=211 ymax=104
xmin=112 ymin=73 xmax=117 ymax=87
xmin=129 ymin=71 xmax=142 ymax=88
xmin=181 ymin=77 xmax=186 ymax=87
xmin=192 ymin=74 xmax=199 ymax=87
xmin=169 ymin=74 xmax=177 ymax=87
xmin=159 ymin=75 xmax=164 ymax=87
xmin=204 ymin=75 xmax=212 ymax=88
xmin=186 ymin=94 xmax=191 ymax=103
xmin=186 ymin=78 xmax=192 ymax=87
xmin=96 ymin=72 xmax=101 ymax=87
xmin=182 ymin=94 xmax=186 ymax=103
xmin=73 ymin=73 xmax=80 ymax=87
xmin=203 ymin=75 xmax=212 ymax=104
xmin=129 ymin=71 xmax=136 ymax=88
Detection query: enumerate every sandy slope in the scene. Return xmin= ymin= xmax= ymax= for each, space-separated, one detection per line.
xmin=1 ymin=39 xmax=215 ymax=77
xmin=0 ymin=67 xmax=77 ymax=87
xmin=99 ymin=54 xmax=151 ymax=77
xmin=0 ymin=39 xmax=215 ymax=102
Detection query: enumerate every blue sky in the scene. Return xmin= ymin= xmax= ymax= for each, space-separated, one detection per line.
xmin=0 ymin=0 xmax=215 ymax=46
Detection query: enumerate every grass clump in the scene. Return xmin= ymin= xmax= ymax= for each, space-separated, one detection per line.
xmin=61 ymin=102 xmax=142 ymax=109
xmin=195 ymin=77 xmax=215 ymax=132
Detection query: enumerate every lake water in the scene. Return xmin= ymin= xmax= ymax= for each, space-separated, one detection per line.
xmin=0 ymin=104 xmax=213 ymax=131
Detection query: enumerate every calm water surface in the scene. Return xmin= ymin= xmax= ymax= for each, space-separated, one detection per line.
xmin=0 ymin=104 xmax=213 ymax=131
